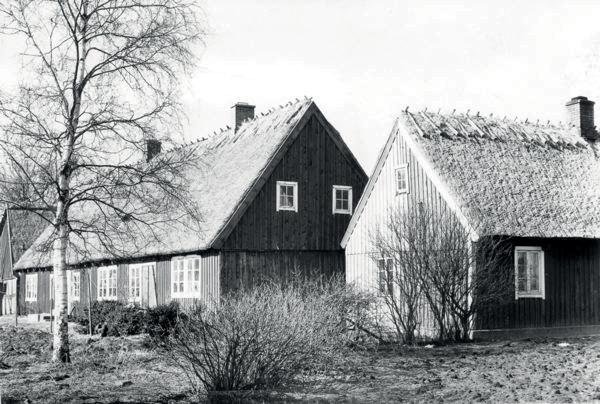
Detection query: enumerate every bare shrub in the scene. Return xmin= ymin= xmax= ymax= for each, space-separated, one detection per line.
xmin=166 ymin=277 xmax=374 ymax=395
xmin=372 ymin=205 xmax=512 ymax=343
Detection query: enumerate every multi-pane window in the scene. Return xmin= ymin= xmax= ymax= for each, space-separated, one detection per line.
xmin=129 ymin=265 xmax=142 ymax=303
xmin=171 ymin=257 xmax=201 ymax=298
xmin=396 ymin=164 xmax=409 ymax=193
xmin=515 ymin=247 xmax=545 ymax=299
xmin=98 ymin=266 xmax=118 ymax=301
xmin=25 ymin=274 xmax=37 ymax=302
xmin=377 ymin=258 xmax=394 ymax=295
xmin=332 ymin=185 xmax=353 ymax=215
xmin=69 ymin=271 xmax=80 ymax=301
xmin=276 ymin=181 xmax=298 ymax=212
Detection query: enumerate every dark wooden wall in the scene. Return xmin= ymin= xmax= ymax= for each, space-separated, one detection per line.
xmin=18 ymin=270 xmax=52 ymax=315
xmin=220 ymin=250 xmax=344 ymax=294
xmin=155 ymin=251 xmax=220 ymax=308
xmin=476 ymin=237 xmax=600 ymax=330
xmin=222 ymin=114 xmax=367 ymax=251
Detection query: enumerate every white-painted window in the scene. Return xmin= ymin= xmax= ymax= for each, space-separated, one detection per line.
xmin=128 ymin=265 xmax=142 ymax=303
xmin=25 ymin=274 xmax=37 ymax=302
xmin=128 ymin=263 xmax=154 ymax=303
xmin=377 ymin=258 xmax=394 ymax=295
xmin=276 ymin=181 xmax=298 ymax=212
xmin=396 ymin=164 xmax=409 ymax=194
xmin=69 ymin=271 xmax=80 ymax=301
xmin=98 ymin=266 xmax=118 ymax=301
xmin=171 ymin=257 xmax=201 ymax=298
xmin=515 ymin=247 xmax=545 ymax=299
xmin=332 ymin=185 xmax=353 ymax=215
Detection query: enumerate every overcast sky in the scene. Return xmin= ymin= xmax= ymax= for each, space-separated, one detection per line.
xmin=2 ymin=1 xmax=600 ymax=171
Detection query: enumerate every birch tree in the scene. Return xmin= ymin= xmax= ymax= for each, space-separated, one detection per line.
xmin=0 ymin=0 xmax=203 ymax=362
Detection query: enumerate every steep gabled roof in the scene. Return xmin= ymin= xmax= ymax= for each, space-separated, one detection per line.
xmin=344 ymin=108 xmax=600 ymax=247
xmin=16 ymin=98 xmax=365 ymax=270
xmin=0 ymin=208 xmax=51 ymax=279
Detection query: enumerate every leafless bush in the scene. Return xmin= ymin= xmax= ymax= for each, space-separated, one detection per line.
xmin=166 ymin=278 xmax=374 ymax=396
xmin=372 ymin=205 xmax=512 ymax=343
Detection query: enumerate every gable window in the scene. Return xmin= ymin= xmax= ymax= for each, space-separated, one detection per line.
xmin=69 ymin=271 xmax=80 ymax=301
xmin=172 ymin=256 xmax=201 ymax=298
xmin=396 ymin=164 xmax=409 ymax=194
xmin=515 ymin=247 xmax=545 ymax=299
xmin=98 ymin=266 xmax=118 ymax=301
xmin=332 ymin=185 xmax=353 ymax=215
xmin=377 ymin=258 xmax=394 ymax=295
xmin=25 ymin=273 xmax=37 ymax=302
xmin=276 ymin=181 xmax=298 ymax=212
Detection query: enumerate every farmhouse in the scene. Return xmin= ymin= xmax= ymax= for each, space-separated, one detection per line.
xmin=0 ymin=208 xmax=49 ymax=315
xmin=13 ymin=98 xmax=367 ymax=317
xmin=343 ymin=96 xmax=600 ymax=339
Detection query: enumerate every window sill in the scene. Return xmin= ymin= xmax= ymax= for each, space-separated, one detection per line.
xmin=25 ymin=298 xmax=37 ymax=303
xmin=98 ymin=296 xmax=118 ymax=301
xmin=515 ymin=294 xmax=545 ymax=300
xmin=396 ymin=190 xmax=409 ymax=195
xmin=333 ymin=210 xmax=352 ymax=215
xmin=276 ymin=207 xmax=298 ymax=212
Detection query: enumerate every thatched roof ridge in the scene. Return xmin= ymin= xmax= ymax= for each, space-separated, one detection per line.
xmin=400 ymin=109 xmax=600 ymax=238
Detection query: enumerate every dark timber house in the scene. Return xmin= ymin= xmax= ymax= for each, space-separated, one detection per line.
xmin=14 ymin=98 xmax=367 ymax=317
xmin=0 ymin=208 xmax=49 ymax=316
xmin=343 ymin=96 xmax=600 ymax=339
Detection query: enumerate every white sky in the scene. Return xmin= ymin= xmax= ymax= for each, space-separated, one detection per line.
xmin=2 ymin=1 xmax=600 ymax=172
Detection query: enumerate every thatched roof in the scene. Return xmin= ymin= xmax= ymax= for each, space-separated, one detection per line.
xmin=401 ymin=110 xmax=600 ymax=238
xmin=16 ymin=98 xmax=363 ymax=270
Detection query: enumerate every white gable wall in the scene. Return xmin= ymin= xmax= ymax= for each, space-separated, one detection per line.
xmin=345 ymin=123 xmax=458 ymax=338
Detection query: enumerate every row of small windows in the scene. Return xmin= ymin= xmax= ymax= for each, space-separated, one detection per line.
xmin=376 ymin=246 xmax=545 ymax=300
xmin=276 ymin=181 xmax=353 ymax=215
xmin=25 ymin=264 xmax=150 ymax=303
xmin=24 ymin=260 xmax=202 ymax=303
xmin=25 ymin=271 xmax=81 ymax=302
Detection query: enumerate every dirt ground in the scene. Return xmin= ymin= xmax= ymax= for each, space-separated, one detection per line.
xmin=1 ymin=317 xmax=600 ymax=403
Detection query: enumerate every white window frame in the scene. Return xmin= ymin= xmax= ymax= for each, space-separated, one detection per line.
xmin=276 ymin=181 xmax=298 ymax=212
xmin=396 ymin=164 xmax=409 ymax=194
xmin=171 ymin=256 xmax=201 ymax=298
xmin=25 ymin=273 xmax=38 ymax=302
xmin=514 ymin=246 xmax=545 ymax=299
xmin=69 ymin=271 xmax=80 ymax=302
xmin=97 ymin=265 xmax=118 ymax=301
xmin=332 ymin=185 xmax=353 ymax=215
xmin=128 ymin=262 xmax=155 ymax=303
xmin=377 ymin=257 xmax=394 ymax=296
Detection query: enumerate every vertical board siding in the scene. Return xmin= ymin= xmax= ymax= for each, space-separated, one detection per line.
xmin=155 ymin=251 xmax=221 ymax=308
xmin=222 ymin=115 xmax=367 ymax=252
xmin=220 ymin=250 xmax=344 ymax=294
xmin=477 ymin=238 xmax=600 ymax=331
xmin=0 ymin=216 xmax=12 ymax=281
xmin=344 ymin=128 xmax=453 ymax=337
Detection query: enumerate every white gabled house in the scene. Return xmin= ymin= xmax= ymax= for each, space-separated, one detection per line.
xmin=342 ymin=96 xmax=600 ymax=339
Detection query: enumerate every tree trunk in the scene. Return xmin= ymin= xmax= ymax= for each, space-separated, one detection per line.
xmin=52 ymin=186 xmax=70 ymax=363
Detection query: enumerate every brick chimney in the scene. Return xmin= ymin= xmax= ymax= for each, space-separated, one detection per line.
xmin=566 ymin=96 xmax=598 ymax=140
xmin=232 ymin=102 xmax=255 ymax=132
xmin=146 ymin=139 xmax=161 ymax=162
